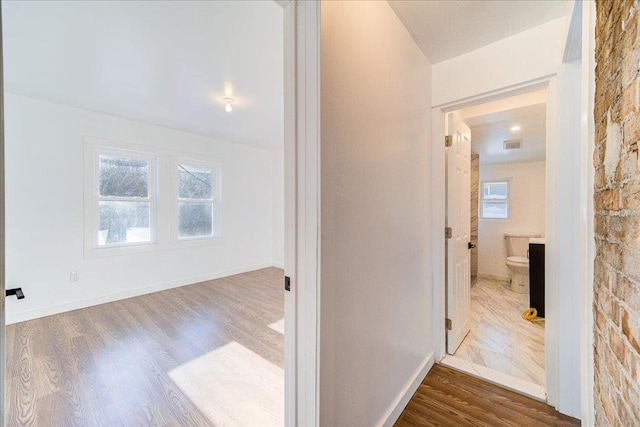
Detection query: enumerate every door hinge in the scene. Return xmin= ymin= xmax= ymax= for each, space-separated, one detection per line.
xmin=445 ymin=135 xmax=453 ymax=147
xmin=284 ymin=276 xmax=291 ymax=292
xmin=445 ymin=227 xmax=452 ymax=239
xmin=445 ymin=318 xmax=452 ymax=330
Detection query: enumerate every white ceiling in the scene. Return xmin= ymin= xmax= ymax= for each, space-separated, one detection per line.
xmin=388 ymin=0 xmax=571 ymax=63
xmin=464 ymin=103 xmax=547 ymax=165
xmin=3 ymin=1 xmax=284 ymax=149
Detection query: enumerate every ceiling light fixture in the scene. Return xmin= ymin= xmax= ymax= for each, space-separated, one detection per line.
xmin=510 ymin=125 xmax=521 ymax=132
xmin=223 ymin=97 xmax=235 ymax=113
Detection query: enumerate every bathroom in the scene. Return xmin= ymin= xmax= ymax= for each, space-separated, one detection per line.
xmin=447 ymin=89 xmax=548 ymax=395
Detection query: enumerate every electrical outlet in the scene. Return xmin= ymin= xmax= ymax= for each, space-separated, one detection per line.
xmin=70 ymin=271 xmax=79 ymax=282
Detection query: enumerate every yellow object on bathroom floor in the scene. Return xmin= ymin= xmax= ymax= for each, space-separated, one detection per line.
xmin=522 ymin=307 xmax=545 ymax=322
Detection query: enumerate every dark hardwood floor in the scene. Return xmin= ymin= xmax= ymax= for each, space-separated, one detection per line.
xmin=395 ymin=364 xmax=580 ymax=427
xmin=5 ymin=267 xmax=284 ymax=427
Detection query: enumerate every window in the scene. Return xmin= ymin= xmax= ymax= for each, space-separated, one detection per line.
xmin=95 ymin=150 xmax=155 ymax=246
xmin=84 ymin=137 xmax=222 ymax=257
xmin=176 ymin=160 xmax=218 ymax=239
xmin=481 ymin=179 xmax=510 ymax=219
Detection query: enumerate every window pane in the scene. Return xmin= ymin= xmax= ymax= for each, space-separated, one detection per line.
xmin=179 ymin=202 xmax=213 ymax=238
xmin=98 ymin=201 xmax=150 ymax=245
xmin=179 ymin=164 xmax=213 ymax=199
xmin=483 ymin=201 xmax=508 ymax=219
xmin=99 ymin=155 xmax=149 ymax=198
xmin=483 ymin=182 xmax=508 ymax=200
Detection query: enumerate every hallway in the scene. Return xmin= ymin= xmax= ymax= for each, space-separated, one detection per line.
xmin=395 ymin=364 xmax=578 ymax=426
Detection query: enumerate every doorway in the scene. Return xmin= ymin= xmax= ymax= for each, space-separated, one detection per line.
xmin=443 ymin=88 xmax=549 ymax=399
xmin=0 ymin=0 xmax=299 ymax=424
xmin=433 ymin=82 xmax=557 ymax=404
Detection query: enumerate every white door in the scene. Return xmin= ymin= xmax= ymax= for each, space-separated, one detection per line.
xmin=446 ymin=111 xmax=472 ymax=354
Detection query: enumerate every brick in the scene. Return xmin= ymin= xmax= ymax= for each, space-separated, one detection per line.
xmin=622 ymin=309 xmax=640 ymax=354
xmin=611 ymin=330 xmax=628 ymax=365
xmin=595 ymin=166 xmax=607 ymax=189
xmin=623 ymin=115 xmax=640 ymax=147
xmin=595 ymin=140 xmax=607 ymax=166
xmin=619 ymin=150 xmax=640 ymax=182
xmin=621 ymin=79 xmax=640 ymax=117
xmin=595 ymin=0 xmax=640 ymax=422
xmin=595 ymin=188 xmax=621 ymax=211
xmin=621 ymin=50 xmax=640 ymax=88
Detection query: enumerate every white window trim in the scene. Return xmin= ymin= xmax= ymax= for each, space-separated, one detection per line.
xmin=480 ymin=178 xmax=511 ymax=221
xmin=83 ymin=136 xmax=224 ymax=259
xmin=171 ymin=157 xmax=221 ymax=244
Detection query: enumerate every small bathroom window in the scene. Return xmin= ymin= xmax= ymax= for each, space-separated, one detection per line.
xmin=481 ymin=179 xmax=510 ymax=219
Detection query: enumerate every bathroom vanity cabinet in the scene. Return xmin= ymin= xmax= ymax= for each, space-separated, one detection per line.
xmin=529 ymin=242 xmax=545 ymax=317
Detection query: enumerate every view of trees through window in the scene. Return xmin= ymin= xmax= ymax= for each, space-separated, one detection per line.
xmin=178 ymin=164 xmax=214 ymax=238
xmin=93 ymin=150 xmax=218 ymax=248
xmin=98 ymin=155 xmax=151 ymax=245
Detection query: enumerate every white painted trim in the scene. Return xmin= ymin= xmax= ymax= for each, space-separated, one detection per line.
xmin=272 ymin=262 xmax=285 ymax=269
xmin=84 ymin=142 xmax=159 ymax=257
xmin=580 ymin=1 xmax=596 ymax=425
xmin=5 ymin=262 xmax=275 ymax=325
xmin=296 ymin=2 xmax=321 ymax=425
xmin=544 ymin=77 xmax=559 ymax=409
xmin=0 ymin=5 xmax=6 ymax=419
xmin=431 ymin=107 xmax=447 ymax=363
xmin=283 ymin=1 xmax=321 ymax=426
xmin=380 ymin=352 xmax=434 ymax=427
xmin=441 ymin=356 xmax=546 ymax=402
xmin=431 ymin=79 xmax=558 ymax=404
xmin=282 ymin=2 xmax=297 ymax=425
xmin=433 ymin=77 xmax=551 ymax=111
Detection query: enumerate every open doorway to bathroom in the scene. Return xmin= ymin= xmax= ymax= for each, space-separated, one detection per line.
xmin=443 ymin=88 xmax=548 ymax=399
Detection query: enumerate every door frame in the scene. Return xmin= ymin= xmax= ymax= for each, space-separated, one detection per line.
xmin=281 ymin=1 xmax=321 ymax=426
xmin=0 ymin=0 xmax=320 ymax=424
xmin=579 ymin=1 xmax=596 ymax=424
xmin=445 ymin=111 xmax=472 ymax=355
xmin=431 ymin=76 xmax=559 ymax=399
xmin=0 ymin=1 xmax=5 ymax=422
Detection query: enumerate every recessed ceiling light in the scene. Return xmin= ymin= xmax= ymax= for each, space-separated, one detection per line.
xmin=510 ymin=125 xmax=521 ymax=132
xmin=223 ymin=97 xmax=235 ymax=113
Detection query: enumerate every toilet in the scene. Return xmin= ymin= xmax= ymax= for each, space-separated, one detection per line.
xmin=504 ymin=233 xmax=540 ymax=293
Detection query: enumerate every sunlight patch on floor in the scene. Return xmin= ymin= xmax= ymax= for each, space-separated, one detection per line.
xmin=168 ymin=341 xmax=284 ymax=426
xmin=268 ymin=318 xmax=284 ymax=335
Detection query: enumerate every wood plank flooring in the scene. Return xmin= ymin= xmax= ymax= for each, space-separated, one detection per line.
xmin=395 ymin=364 xmax=580 ymax=427
xmin=5 ymin=267 xmax=284 ymax=427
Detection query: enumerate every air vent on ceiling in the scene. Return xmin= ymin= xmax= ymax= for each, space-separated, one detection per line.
xmin=503 ymin=139 xmax=522 ymax=150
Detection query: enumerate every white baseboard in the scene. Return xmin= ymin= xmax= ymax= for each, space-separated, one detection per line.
xmin=380 ymin=351 xmax=435 ymax=427
xmin=6 ymin=262 xmax=274 ymax=325
xmin=478 ymin=273 xmax=510 ymax=282
xmin=272 ymin=262 xmax=285 ymax=269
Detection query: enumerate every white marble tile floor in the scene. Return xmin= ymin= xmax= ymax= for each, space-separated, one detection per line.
xmin=454 ymin=276 xmax=546 ymax=387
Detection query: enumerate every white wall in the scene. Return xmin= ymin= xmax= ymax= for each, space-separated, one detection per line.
xmin=5 ymin=93 xmax=277 ymax=324
xmin=432 ymin=18 xmax=568 ymax=107
xmin=320 ymin=2 xmax=432 ymax=425
xmin=478 ymin=161 xmax=546 ymax=279
xmin=272 ymin=148 xmax=284 ymax=268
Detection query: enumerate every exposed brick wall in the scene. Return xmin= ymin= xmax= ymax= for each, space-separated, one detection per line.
xmin=594 ymin=0 xmax=640 ymax=425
